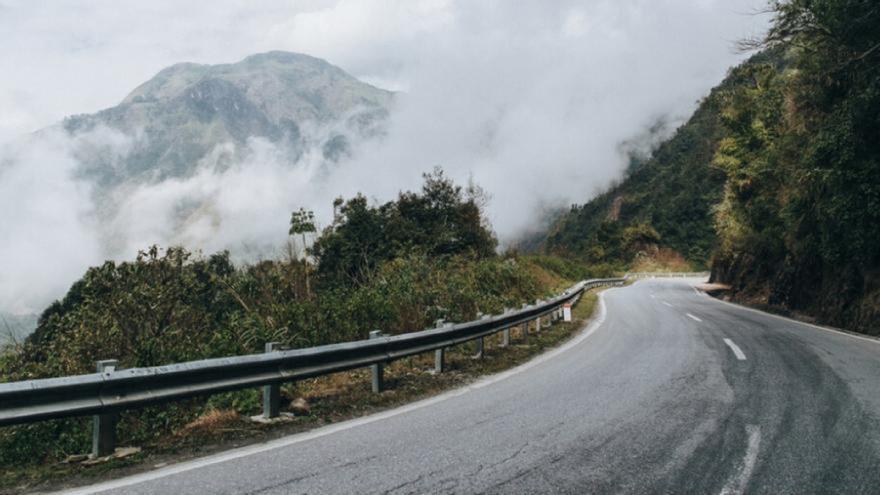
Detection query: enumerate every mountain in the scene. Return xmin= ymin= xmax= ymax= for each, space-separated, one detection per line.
xmin=544 ymin=0 xmax=880 ymax=335
xmin=540 ymin=53 xmax=769 ymax=268
xmin=59 ymin=51 xmax=393 ymax=187
xmin=1 ymin=52 xmax=394 ymax=338
xmin=544 ymin=50 xmax=789 ymax=269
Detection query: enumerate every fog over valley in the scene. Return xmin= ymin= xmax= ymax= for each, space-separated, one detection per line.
xmin=0 ymin=0 xmax=767 ymax=324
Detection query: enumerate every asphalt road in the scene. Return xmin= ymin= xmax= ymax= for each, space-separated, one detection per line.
xmin=67 ymin=279 xmax=880 ymax=494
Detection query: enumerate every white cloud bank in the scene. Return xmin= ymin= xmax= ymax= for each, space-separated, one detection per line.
xmin=0 ymin=0 xmax=769 ymax=315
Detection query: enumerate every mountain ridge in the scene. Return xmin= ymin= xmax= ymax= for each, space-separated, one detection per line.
xmin=0 ymin=51 xmax=396 ymax=328
xmin=58 ymin=50 xmax=393 ymax=186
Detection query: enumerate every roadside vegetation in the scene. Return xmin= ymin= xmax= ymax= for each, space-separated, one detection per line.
xmin=0 ymin=169 xmax=609 ymax=492
xmin=710 ymin=0 xmax=880 ymax=333
xmin=544 ymin=0 xmax=879 ymax=333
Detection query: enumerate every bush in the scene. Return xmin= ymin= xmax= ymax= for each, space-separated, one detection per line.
xmin=0 ymin=170 xmax=595 ymax=467
xmin=311 ymin=168 xmax=497 ymax=287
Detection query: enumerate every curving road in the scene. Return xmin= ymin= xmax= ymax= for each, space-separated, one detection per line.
xmin=66 ymin=279 xmax=880 ymax=494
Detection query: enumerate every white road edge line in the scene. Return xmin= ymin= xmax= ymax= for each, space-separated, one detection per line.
xmin=58 ymin=289 xmax=619 ymax=495
xmin=702 ymin=289 xmax=880 ymax=346
xmin=686 ymin=313 xmax=702 ymax=322
xmin=662 ymin=301 xmax=673 ymax=307
xmin=719 ymin=425 xmax=761 ymax=495
xmin=723 ymin=338 xmax=747 ymax=361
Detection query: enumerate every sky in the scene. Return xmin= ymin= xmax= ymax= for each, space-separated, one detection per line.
xmin=0 ymin=0 xmax=769 ymax=316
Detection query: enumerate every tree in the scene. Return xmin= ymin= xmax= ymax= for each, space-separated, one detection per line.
xmin=311 ymin=169 xmax=498 ymax=286
xmin=290 ymin=208 xmax=317 ymax=298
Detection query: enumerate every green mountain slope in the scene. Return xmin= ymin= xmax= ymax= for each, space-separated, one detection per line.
xmin=709 ymin=0 xmax=880 ymax=334
xmin=543 ymin=53 xmax=779 ymax=267
xmin=545 ymin=0 xmax=879 ymax=334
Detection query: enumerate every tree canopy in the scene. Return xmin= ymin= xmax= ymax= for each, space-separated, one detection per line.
xmin=311 ymin=168 xmax=497 ymax=286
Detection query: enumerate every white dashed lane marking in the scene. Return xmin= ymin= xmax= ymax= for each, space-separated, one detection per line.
xmin=724 ymin=338 xmax=747 ymax=360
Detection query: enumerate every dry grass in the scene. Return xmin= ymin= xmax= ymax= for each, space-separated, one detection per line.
xmin=522 ymin=261 xmax=569 ymax=292
xmin=630 ymin=248 xmax=694 ymax=272
xmin=174 ymin=410 xmax=244 ymax=440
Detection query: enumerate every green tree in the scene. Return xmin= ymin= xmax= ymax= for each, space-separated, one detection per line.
xmin=712 ymin=0 xmax=880 ymax=331
xmin=311 ymin=168 xmax=497 ymax=286
xmin=290 ymin=208 xmax=317 ymax=297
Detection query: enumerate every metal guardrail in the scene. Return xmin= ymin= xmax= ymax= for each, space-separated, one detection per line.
xmin=0 ymin=277 xmax=624 ymax=457
xmin=624 ymin=271 xmax=710 ymax=279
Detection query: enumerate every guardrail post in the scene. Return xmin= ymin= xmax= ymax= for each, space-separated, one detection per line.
xmin=92 ymin=359 xmax=118 ymax=458
xmin=434 ymin=348 xmax=445 ymax=373
xmin=262 ymin=342 xmax=282 ymax=419
xmin=369 ymin=330 xmax=384 ymax=393
xmin=433 ymin=319 xmax=446 ymax=373
xmin=520 ymin=304 xmax=530 ymax=343
xmin=500 ymin=308 xmax=511 ymax=347
xmin=534 ymin=301 xmax=543 ymax=333
xmin=474 ymin=313 xmax=487 ymax=359
xmin=521 ymin=318 xmax=530 ymax=341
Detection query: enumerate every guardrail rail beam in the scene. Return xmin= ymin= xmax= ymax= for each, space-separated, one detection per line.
xmin=0 ymin=278 xmax=626 ymax=435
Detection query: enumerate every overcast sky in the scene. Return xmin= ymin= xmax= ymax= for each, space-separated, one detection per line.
xmin=0 ymin=0 xmax=767 ymax=141
xmin=0 ymin=0 xmax=770 ymax=315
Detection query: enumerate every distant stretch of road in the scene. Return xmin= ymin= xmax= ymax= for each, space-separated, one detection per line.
xmin=66 ymin=279 xmax=880 ymax=494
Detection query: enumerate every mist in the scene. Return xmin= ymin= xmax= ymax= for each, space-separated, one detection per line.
xmin=0 ymin=0 xmax=768 ymax=317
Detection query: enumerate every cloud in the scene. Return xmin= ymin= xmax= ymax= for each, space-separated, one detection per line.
xmin=0 ymin=0 xmax=770 ymax=315
xmin=0 ymin=129 xmax=108 ymax=314
xmin=105 ymin=138 xmax=332 ymax=261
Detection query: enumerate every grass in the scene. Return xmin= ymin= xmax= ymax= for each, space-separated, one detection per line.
xmin=629 ymin=248 xmax=696 ymax=273
xmin=2 ymin=288 xmax=603 ymax=494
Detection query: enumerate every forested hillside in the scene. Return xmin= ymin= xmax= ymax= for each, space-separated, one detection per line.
xmin=711 ymin=0 xmax=880 ymax=333
xmin=545 ymin=0 xmax=879 ymax=333
xmin=544 ymin=51 xmax=782 ymax=267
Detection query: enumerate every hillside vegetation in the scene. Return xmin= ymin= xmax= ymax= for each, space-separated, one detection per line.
xmin=543 ymin=51 xmax=750 ymax=268
xmin=711 ymin=0 xmax=880 ymax=333
xmin=545 ymin=0 xmax=879 ymax=333
xmin=0 ymin=170 xmax=591 ymax=472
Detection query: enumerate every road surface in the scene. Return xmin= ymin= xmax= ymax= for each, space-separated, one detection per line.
xmin=66 ymin=279 xmax=880 ymax=494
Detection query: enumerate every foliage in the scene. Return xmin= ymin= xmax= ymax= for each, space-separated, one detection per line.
xmin=0 ymin=171 xmax=583 ymax=467
xmin=311 ymin=168 xmax=497 ymax=287
xmin=289 ymin=208 xmax=317 ymax=236
xmin=546 ymin=0 xmax=879 ymax=331
xmin=712 ymin=0 xmax=880 ymax=332
xmin=544 ymin=64 xmax=740 ymax=266
xmin=521 ymin=255 xmax=619 ymax=281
